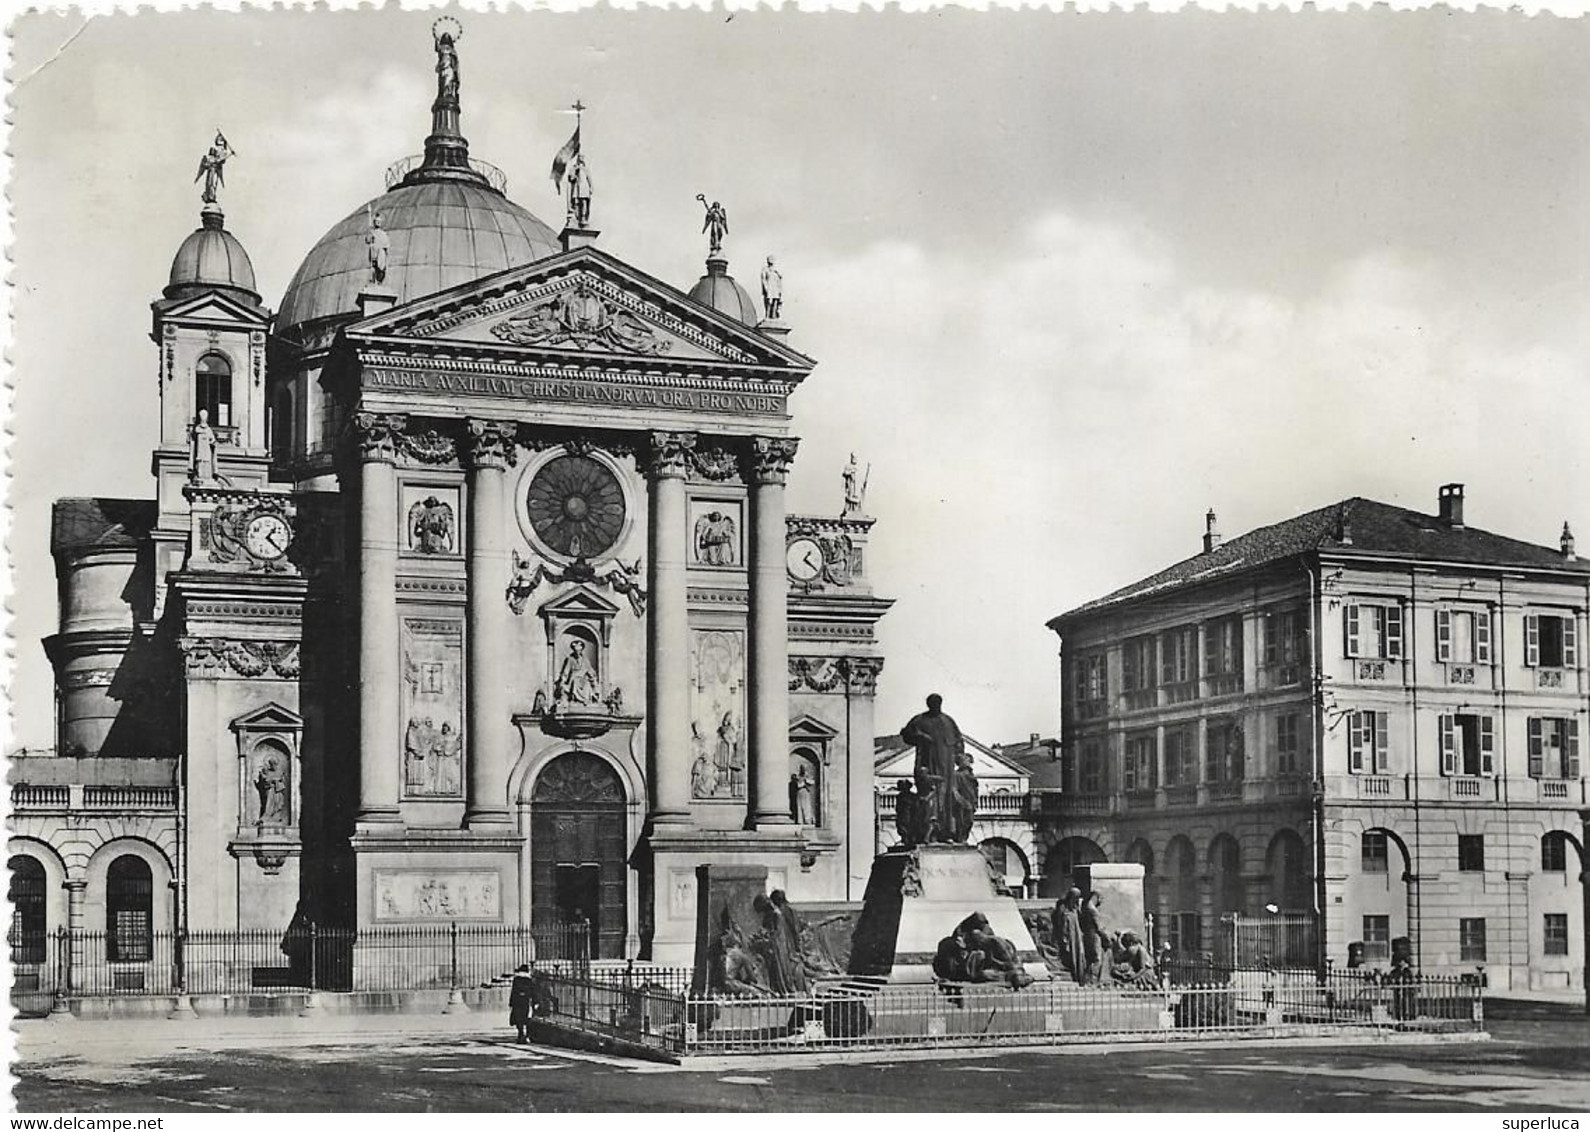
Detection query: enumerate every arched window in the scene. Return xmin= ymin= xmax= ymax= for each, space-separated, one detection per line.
xmin=8 ymin=857 xmax=47 ymax=965
xmin=979 ymin=838 xmax=1030 ymax=895
xmin=1125 ymin=838 xmax=1156 ymax=913
xmin=1041 ymin=836 xmax=1105 ymax=897
xmin=196 ymin=353 xmax=233 ymax=429
xmin=1542 ymin=831 xmax=1573 ymax=873
xmin=1266 ymin=829 xmax=1310 ymax=912
xmin=1209 ymin=834 xmax=1246 ymax=917
xmin=1164 ymin=836 xmax=1200 ymax=952
xmin=106 ymin=856 xmax=153 ymax=962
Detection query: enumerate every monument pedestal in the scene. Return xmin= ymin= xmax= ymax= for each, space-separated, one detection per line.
xmin=848 ymin=845 xmax=1049 ymax=984
xmin=645 ymin=828 xmax=808 ymax=966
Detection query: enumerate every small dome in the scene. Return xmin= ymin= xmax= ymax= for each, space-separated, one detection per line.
xmin=276 ymin=179 xmax=559 ymax=338
xmin=688 ymin=256 xmax=758 ymax=326
xmin=166 ymin=206 xmax=261 ymax=307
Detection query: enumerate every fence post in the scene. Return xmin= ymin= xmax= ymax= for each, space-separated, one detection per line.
xmin=167 ymin=928 xmax=197 ymax=1020
xmin=299 ymin=921 xmax=321 ymax=1017
xmin=48 ymin=927 xmax=72 ymax=1019
xmin=443 ymin=920 xmax=469 ymax=1015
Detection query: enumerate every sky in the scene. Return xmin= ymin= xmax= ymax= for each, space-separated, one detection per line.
xmin=6 ymin=6 xmax=1589 ymax=751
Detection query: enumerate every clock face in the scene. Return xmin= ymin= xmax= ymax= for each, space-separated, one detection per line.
xmin=244 ymin=513 xmax=291 ymax=560
xmin=786 ymin=537 xmax=824 ymax=582
xmin=525 ymin=454 xmax=627 ymax=560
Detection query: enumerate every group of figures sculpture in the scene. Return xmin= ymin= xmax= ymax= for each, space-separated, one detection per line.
xmin=894 ymin=694 xmax=978 ymax=847
xmin=932 ymin=912 xmax=1034 ymax=991
xmin=505 ymin=550 xmax=646 ymax=618
xmin=403 ymin=716 xmax=463 ymax=797
xmin=1047 ymin=887 xmax=1157 ymax=988
xmin=707 ymin=891 xmax=840 ymax=998
xmin=690 ymin=711 xmax=744 ymax=800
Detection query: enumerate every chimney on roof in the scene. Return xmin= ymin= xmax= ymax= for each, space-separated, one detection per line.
xmin=1030 ymin=732 xmax=1040 ymax=746
xmin=1203 ymin=508 xmax=1222 ymax=554
xmin=1438 ymin=483 xmax=1465 ymax=529
xmin=1563 ymin=522 xmax=1577 ymax=562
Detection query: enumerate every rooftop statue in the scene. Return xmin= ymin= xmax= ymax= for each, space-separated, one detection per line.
xmin=433 ymin=18 xmax=462 ymax=104
xmin=842 ymin=452 xmax=869 ymax=515
xmin=194 ymin=131 xmax=233 ymax=205
xmin=365 ymin=206 xmax=390 ymax=285
xmin=697 ymin=194 xmax=728 ymax=257
xmin=899 ymin=693 xmax=967 ymax=844
xmin=760 ymin=255 xmax=783 ymax=320
xmin=566 ymin=153 xmax=593 ymax=228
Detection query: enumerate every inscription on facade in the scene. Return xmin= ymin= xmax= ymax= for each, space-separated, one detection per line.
xmin=367 ymin=369 xmax=787 ymax=416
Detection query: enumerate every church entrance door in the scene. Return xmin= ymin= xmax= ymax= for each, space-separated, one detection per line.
xmin=530 ymin=752 xmax=627 ymax=959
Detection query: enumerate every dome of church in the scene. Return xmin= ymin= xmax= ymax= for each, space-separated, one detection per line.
xmin=166 ymin=207 xmax=261 ymax=307
xmin=688 ymin=256 xmax=759 ymax=326
xmin=275 ymin=179 xmax=559 ymax=337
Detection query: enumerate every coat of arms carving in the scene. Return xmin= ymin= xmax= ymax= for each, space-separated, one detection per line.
xmin=490 ymin=277 xmax=671 ymax=355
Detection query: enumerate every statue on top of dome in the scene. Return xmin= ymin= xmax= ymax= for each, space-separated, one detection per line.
xmin=194 ymin=131 xmax=234 ymax=206
xmin=433 ymin=18 xmax=462 ymax=105
xmin=365 ymin=206 xmax=390 ymax=285
xmin=697 ymin=195 xmax=729 ymax=257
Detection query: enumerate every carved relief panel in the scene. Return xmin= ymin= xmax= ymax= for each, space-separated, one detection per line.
xmin=690 ymin=629 xmax=746 ymax=800
xmin=689 ymin=497 xmax=744 ymax=570
xmin=401 ymin=483 xmax=462 ymax=558
xmin=373 ymin=869 xmax=501 ymax=921
xmin=400 ymin=618 xmax=465 ymax=799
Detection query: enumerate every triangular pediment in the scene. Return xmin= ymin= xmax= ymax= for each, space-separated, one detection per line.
xmin=790 ymin=714 xmax=840 ymax=742
xmin=230 ymin=701 xmax=304 ymax=733
xmin=155 ymin=291 xmax=269 ymax=327
xmin=537 ymin=583 xmax=621 ymax=621
xmin=345 ymin=247 xmax=813 ymax=375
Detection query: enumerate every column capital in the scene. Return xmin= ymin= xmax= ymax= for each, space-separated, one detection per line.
xmin=646 ymin=431 xmax=697 ymax=480
xmin=463 ymin=418 xmax=519 ymax=470
xmin=350 ymin=412 xmax=409 ymax=464
xmin=743 ymin=436 xmax=799 ymax=485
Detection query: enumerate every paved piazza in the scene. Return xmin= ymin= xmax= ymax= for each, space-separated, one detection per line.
xmin=11 ymin=1004 xmax=1589 ymax=1113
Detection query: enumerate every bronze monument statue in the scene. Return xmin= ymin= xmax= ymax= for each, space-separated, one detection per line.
xmin=697 ymin=195 xmax=729 ymax=256
xmin=194 ymin=131 xmax=233 ymax=205
xmin=899 ymin=693 xmax=967 ymax=843
xmin=433 ymin=19 xmax=461 ymax=104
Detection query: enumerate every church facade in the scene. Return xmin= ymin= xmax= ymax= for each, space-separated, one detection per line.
xmin=10 ymin=27 xmax=890 ymax=974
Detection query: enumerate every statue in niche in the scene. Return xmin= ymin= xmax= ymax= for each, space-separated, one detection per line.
xmin=760 ymin=255 xmax=783 ymax=320
xmin=408 ymin=496 xmax=456 ymax=555
xmin=789 ymin=764 xmax=816 ymax=825
xmin=843 ymin=453 xmax=869 ymax=516
xmin=553 ymin=639 xmax=602 ymax=708
xmin=365 ymin=206 xmax=390 ymax=284
xmin=697 ymin=194 xmax=729 ymax=256
xmin=693 ymin=510 xmax=736 ymax=567
xmin=194 ymin=131 xmax=233 ymax=205
xmin=714 ymin=710 xmax=744 ymax=798
xmin=254 ymin=752 xmax=288 ymax=825
xmin=900 ymin=693 xmax=968 ymax=844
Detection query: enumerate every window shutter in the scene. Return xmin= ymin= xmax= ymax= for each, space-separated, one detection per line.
xmin=1436 ymin=609 xmax=1452 ymax=663
xmin=1162 ymin=635 xmax=1176 ymax=685
xmin=1565 ymin=617 xmax=1579 ymax=668
xmin=1438 ymin=715 xmax=1456 ymax=776
xmin=1374 ymin=712 xmax=1390 ymax=773
xmin=1475 ymin=609 xmax=1492 ymax=664
xmin=1385 ymin=605 xmax=1404 ymax=660
xmin=1348 ymin=712 xmax=1364 ymax=774
xmin=1479 ymin=717 xmax=1495 ymax=777
xmin=1527 ymin=718 xmax=1544 ymax=778
xmin=1345 ymin=604 xmax=1361 ymax=658
xmin=1525 ymin=614 xmax=1540 ymax=667
xmin=1569 ymin=721 xmax=1581 ymax=781
xmin=1263 ymin=614 xmax=1277 ymax=667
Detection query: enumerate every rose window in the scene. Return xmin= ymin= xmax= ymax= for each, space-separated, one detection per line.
xmin=525 ymin=454 xmax=626 ymax=560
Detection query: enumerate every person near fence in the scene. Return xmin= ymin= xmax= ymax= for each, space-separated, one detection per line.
xmin=509 ymin=963 xmax=533 ymax=1043
xmin=1053 ymin=887 xmax=1086 ymax=985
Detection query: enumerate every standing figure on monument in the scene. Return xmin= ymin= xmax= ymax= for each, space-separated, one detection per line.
xmin=194 ymin=131 xmax=233 ymax=205
xmin=434 ymin=22 xmax=461 ymax=103
xmin=752 ymin=894 xmax=808 ymax=995
xmin=900 ymin=693 xmax=965 ymax=842
xmin=697 ymin=195 xmax=729 ymax=256
xmin=1053 ymin=887 xmax=1087 ymax=985
xmin=1080 ymin=890 xmax=1108 ymax=985
xmin=893 ymin=778 xmax=928 ymax=848
xmin=949 ymin=748 xmax=978 ymax=843
xmin=566 ymin=153 xmax=593 ymax=228
xmin=760 ymin=255 xmax=783 ymax=320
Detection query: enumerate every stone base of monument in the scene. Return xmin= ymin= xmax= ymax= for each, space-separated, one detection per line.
xmin=860 ymin=982 xmax=1169 ymax=1041
xmin=847 ymin=845 xmax=1050 ymax=984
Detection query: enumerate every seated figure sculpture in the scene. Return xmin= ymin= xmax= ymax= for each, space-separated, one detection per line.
xmin=1110 ymin=930 xmax=1159 ymax=989
xmin=708 ymin=906 xmax=770 ymax=998
xmin=932 ymin=912 xmax=1035 ymax=991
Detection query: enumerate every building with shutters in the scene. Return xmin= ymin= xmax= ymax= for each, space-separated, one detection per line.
xmin=1044 ymin=486 xmax=1588 ymax=990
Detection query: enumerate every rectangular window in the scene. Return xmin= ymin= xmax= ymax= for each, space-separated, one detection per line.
xmin=1542 ymin=834 xmax=1569 ymax=873
xmin=1072 ymin=652 xmax=1107 ymax=714
xmin=1436 ymin=607 xmax=1492 ymax=665
xmin=1362 ymin=831 xmax=1389 ymax=874
xmin=1206 ymin=719 xmax=1245 ymax=783
xmin=1162 ymin=627 xmax=1198 ymax=686
xmin=1458 ymin=834 xmax=1486 ymax=872
xmin=1276 ymin=713 xmax=1301 ymax=775
xmin=1205 ymin=617 xmax=1243 ymax=676
xmin=1124 ymin=733 xmax=1157 ymax=792
xmin=1459 ymin=918 xmax=1487 ymax=962
xmin=1439 ymin=713 xmax=1495 ymax=777
xmin=1122 ymin=636 xmax=1157 ymax=693
xmin=1544 ymin=914 xmax=1570 ymax=957
xmin=1168 ymin=911 xmax=1201 ymax=954
xmin=1264 ymin=608 xmax=1304 ymax=669
xmin=1348 ymin=710 xmax=1391 ymax=774
xmin=1080 ymin=741 xmax=1104 ymax=794
xmin=1527 ymin=612 xmax=1579 ymax=669
xmin=1363 ymin=915 xmax=1391 ymax=962
xmin=1528 ymin=718 xmax=1582 ymax=780
xmin=1163 ymin=727 xmax=1197 ymax=786
xmin=1346 ymin=602 xmax=1403 ymax=660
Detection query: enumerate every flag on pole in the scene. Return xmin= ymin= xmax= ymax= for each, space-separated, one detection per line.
xmin=550 ymin=125 xmax=580 ymax=192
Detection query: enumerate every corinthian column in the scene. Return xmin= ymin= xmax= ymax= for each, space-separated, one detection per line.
xmin=464 ymin=419 xmax=517 ymax=827
xmin=746 ymin=436 xmax=799 ymax=828
xmin=354 ymin=412 xmax=407 ymax=824
xmin=646 ymin=431 xmax=696 ymax=827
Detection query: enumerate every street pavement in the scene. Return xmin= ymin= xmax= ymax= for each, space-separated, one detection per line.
xmin=10 ymin=999 xmax=1590 ymax=1112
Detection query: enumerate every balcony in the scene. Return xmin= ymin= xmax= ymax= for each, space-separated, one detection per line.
xmin=1073 ymin=698 xmax=1109 ymax=722
xmin=1121 ymin=688 xmax=1157 ymax=712
xmin=1207 ymin=779 xmax=1244 ymax=802
xmin=1206 ymin=673 xmax=1243 ymax=698
xmin=1028 ymin=792 xmax=1112 ymax=821
xmin=1164 ymin=681 xmax=1199 ymax=705
xmin=10 ymin=783 xmax=176 ymax=812
xmin=1537 ymin=778 xmax=1582 ymax=804
xmin=1447 ymin=776 xmax=1487 ymax=801
xmin=1164 ymin=784 xmax=1198 ymax=806
xmin=1265 ymin=663 xmax=1303 ymax=690
xmin=1357 ymin=775 xmax=1397 ymax=800
xmin=1124 ymin=789 xmax=1157 ymax=813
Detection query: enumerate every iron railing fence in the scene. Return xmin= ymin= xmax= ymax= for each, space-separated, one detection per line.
xmin=1224 ymin=913 xmax=1320 ymax=970
xmin=13 ymin=922 xmax=590 ymax=1003
xmin=525 ymin=968 xmax=1481 ymax=1056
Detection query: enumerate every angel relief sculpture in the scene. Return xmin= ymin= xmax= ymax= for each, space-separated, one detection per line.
xmin=407 ymin=496 xmax=456 ymax=554
xmin=505 ymin=549 xmax=647 ymax=617
xmin=489 ymin=278 xmax=671 ymax=356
